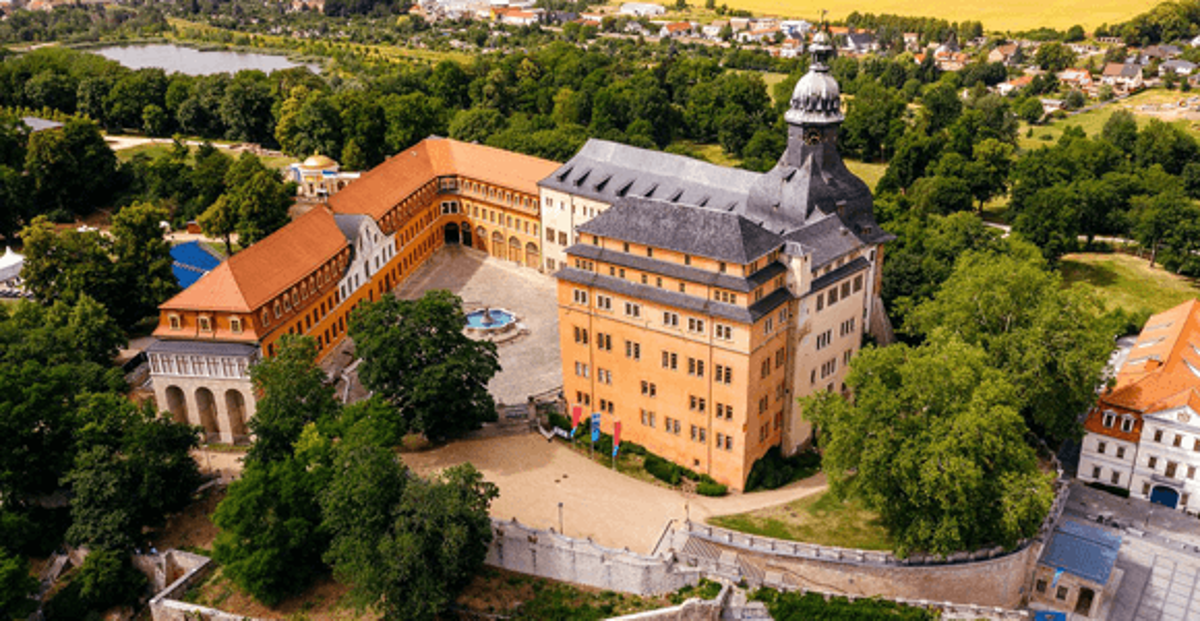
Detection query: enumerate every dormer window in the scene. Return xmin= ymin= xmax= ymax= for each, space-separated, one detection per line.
xmin=168 ymin=314 xmax=181 ymax=330
xmin=274 ymin=302 xmax=282 ymax=318
xmin=198 ymin=316 xmax=212 ymax=333
xmin=230 ymin=317 xmax=243 ymax=334
xmin=1122 ymin=416 xmax=1134 ymax=433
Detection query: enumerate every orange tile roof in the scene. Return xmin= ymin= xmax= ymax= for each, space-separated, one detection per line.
xmin=327 ymin=137 xmax=560 ymax=221
xmin=1101 ymin=299 xmax=1200 ymax=415
xmin=160 ymin=206 xmax=347 ymax=313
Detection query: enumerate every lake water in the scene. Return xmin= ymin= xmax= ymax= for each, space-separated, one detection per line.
xmin=93 ymin=44 xmax=320 ymax=76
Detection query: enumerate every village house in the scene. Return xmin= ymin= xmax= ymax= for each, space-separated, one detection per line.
xmin=1077 ymin=299 xmax=1200 ymax=513
xmin=618 ymin=2 xmax=663 ymax=17
xmin=659 ymin=21 xmax=693 ymax=38
xmin=840 ymin=30 xmax=878 ymax=55
xmin=1056 ymin=68 xmax=1096 ymax=96
xmin=1160 ymin=59 xmax=1197 ymax=77
xmin=1101 ymin=62 xmax=1144 ymax=93
xmin=995 ymin=74 xmax=1033 ymax=97
xmin=987 ymin=42 xmax=1023 ymax=66
xmin=701 ymin=21 xmax=727 ymax=40
xmin=1029 ymin=520 xmax=1121 ymax=618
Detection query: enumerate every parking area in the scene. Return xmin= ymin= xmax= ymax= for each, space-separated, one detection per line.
xmin=393 ymin=245 xmax=562 ymax=405
xmin=1064 ymin=482 xmax=1200 ymax=620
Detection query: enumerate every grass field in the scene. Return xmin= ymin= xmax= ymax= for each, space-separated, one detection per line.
xmin=1061 ymin=252 xmax=1200 ymax=316
xmin=113 ymin=141 xmax=296 ymax=170
xmin=696 ymin=0 xmax=1157 ymax=33
xmin=708 ymin=490 xmax=892 ymax=551
xmin=1021 ymin=90 xmax=1200 ymax=151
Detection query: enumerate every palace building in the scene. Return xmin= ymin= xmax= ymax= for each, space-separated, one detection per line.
xmin=149 ymin=138 xmax=559 ymax=443
xmin=149 ymin=33 xmax=893 ymax=488
xmin=1078 ymin=299 xmax=1200 ymax=513
xmin=553 ymin=32 xmax=892 ymax=489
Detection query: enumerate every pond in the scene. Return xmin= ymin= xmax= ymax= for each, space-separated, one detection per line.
xmin=92 ymin=44 xmax=319 ymax=76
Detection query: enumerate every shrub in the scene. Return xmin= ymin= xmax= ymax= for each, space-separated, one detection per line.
xmin=644 ymin=454 xmax=681 ymax=485
xmin=745 ymin=447 xmax=821 ymax=492
xmin=697 ymin=481 xmax=728 ymax=497
xmin=548 ymin=411 xmax=572 ymax=432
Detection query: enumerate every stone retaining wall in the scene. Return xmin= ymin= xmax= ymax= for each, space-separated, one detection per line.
xmin=147 ymin=550 xmax=267 ymax=621
xmin=486 ymin=518 xmax=702 ymax=596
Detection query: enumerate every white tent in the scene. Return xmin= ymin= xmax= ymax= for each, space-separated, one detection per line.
xmin=0 ymin=247 xmax=25 ymax=283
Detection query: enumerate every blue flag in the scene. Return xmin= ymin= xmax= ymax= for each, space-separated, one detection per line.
xmin=591 ymin=413 xmax=601 ymax=443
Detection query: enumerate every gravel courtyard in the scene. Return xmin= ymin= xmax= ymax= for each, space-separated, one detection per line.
xmin=393 ymin=245 xmax=562 ymax=405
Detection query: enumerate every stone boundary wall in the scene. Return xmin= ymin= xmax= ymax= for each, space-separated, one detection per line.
xmin=485 ymin=518 xmax=702 ymax=596
xmin=690 ymin=475 xmax=1069 ymax=570
xmin=147 ymin=550 xmax=267 ymax=621
xmin=607 ymin=583 xmax=733 ymax=621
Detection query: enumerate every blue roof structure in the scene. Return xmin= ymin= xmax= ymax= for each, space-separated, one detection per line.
xmin=1034 ymin=612 xmax=1067 ymax=621
xmin=1039 ymin=520 xmax=1121 ymax=586
xmin=170 ymin=241 xmax=222 ymax=289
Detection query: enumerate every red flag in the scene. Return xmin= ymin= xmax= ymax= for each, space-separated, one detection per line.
xmin=571 ymin=405 xmax=582 ymax=429
xmin=612 ymin=418 xmax=622 ymax=457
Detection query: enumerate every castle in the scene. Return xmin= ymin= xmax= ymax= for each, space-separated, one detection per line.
xmin=149 ymin=32 xmax=890 ymax=488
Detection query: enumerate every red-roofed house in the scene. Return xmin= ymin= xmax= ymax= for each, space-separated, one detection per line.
xmin=1079 ymin=299 xmax=1200 ymax=512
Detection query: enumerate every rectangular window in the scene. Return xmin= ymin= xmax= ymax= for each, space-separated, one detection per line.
xmin=761 ymin=359 xmax=771 ymax=379
xmin=574 ymin=326 xmax=589 ymax=344
xmin=546 ymin=227 xmax=555 ymax=242
xmin=1149 ymin=456 xmax=1158 ymax=469
xmin=574 ymin=361 xmax=589 ymax=378
xmin=198 ymin=316 xmax=212 ymax=332
xmin=764 ymin=318 xmax=774 ymax=334
xmin=596 ymin=332 xmax=612 ymax=351
xmin=168 ymin=314 xmax=181 ymax=330
xmin=625 ymin=340 xmax=641 ymax=360
xmin=828 ymin=287 xmax=839 ymax=304
xmin=662 ymin=351 xmax=678 ymax=370
xmin=841 ymin=281 xmax=851 ymax=298
xmin=230 ymin=317 xmax=243 ymax=333
xmin=1098 ymin=441 xmax=1107 ymax=454
xmin=816 ymin=294 xmax=824 ymax=312
xmin=715 ymin=364 xmax=732 ymax=385
xmin=662 ymin=312 xmax=679 ymax=327
xmin=1092 ymin=466 xmax=1102 ymax=479
xmin=1175 ymin=435 xmax=1184 ymax=448
xmin=573 ymin=289 xmax=589 ymax=305
xmin=641 ymin=381 xmax=657 ymax=397
xmin=853 ymin=275 xmax=863 ymax=292
xmin=1155 ymin=429 xmax=1164 ymax=443
xmin=1111 ymin=471 xmax=1121 ymax=485
xmin=1117 ymin=446 xmax=1126 ymax=459
xmin=687 ymin=358 xmax=705 ymax=377
xmin=624 ymin=302 xmax=641 ymax=318
xmin=687 ymin=317 xmax=705 ymax=333
xmin=715 ymin=324 xmax=733 ymax=340
xmin=596 ymin=295 xmax=613 ymax=311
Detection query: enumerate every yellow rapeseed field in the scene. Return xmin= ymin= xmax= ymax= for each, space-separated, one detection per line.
xmin=709 ymin=0 xmax=1160 ymax=33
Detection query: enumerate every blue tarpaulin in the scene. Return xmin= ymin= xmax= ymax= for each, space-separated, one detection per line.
xmin=1039 ymin=520 xmax=1121 ymax=585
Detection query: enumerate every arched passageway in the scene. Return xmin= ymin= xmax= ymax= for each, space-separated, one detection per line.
xmin=195 ymin=387 xmax=220 ymax=439
xmin=165 ymin=386 xmax=188 ymax=424
xmin=225 ymin=389 xmax=249 ymax=441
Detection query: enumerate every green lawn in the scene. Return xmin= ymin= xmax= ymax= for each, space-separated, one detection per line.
xmin=844 ymin=159 xmax=886 ymax=191
xmin=1020 ymin=89 xmax=1200 ymax=151
xmin=112 ymin=141 xmax=296 ymax=170
xmin=1061 ymin=252 xmax=1200 ymax=315
xmin=708 ymin=490 xmax=891 ymax=551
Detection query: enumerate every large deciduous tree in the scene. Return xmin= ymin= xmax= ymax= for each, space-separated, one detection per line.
xmin=803 ymin=339 xmax=1054 ymax=556
xmin=350 ymin=290 xmax=500 ymax=442
xmin=110 ymin=202 xmax=178 ymax=327
xmin=906 ymin=251 xmax=1113 ymax=442
xmin=23 ymin=116 xmax=116 ymax=219
xmin=212 ymin=424 xmax=331 ymax=605
xmin=321 ymin=432 xmax=498 ymax=621
xmin=247 ymin=334 xmax=340 ymax=465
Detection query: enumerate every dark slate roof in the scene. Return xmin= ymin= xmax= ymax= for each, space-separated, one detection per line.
xmin=146 ymin=339 xmax=259 ymax=357
xmin=784 ymin=215 xmax=867 ymax=268
xmin=539 ymin=139 xmax=759 ymax=212
xmin=555 ymin=267 xmax=792 ymax=323
xmin=810 ymin=256 xmax=870 ymax=293
xmin=566 ymin=243 xmax=787 ymax=293
xmin=1038 ymin=520 xmax=1121 ymax=585
xmin=576 ymin=198 xmax=782 ymax=264
xmin=333 ymin=214 xmax=370 ymax=244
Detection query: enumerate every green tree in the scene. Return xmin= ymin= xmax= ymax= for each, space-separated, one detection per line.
xmin=920 ymin=81 xmax=962 ymax=132
xmin=1034 ymin=42 xmax=1077 ymax=72
xmin=213 ymin=427 xmax=331 ymax=605
xmin=0 ymin=546 xmax=37 ymax=620
xmin=216 ymin=152 xmax=294 ymax=248
xmin=1101 ymin=109 xmax=1138 ymax=154
xmin=448 ymin=107 xmax=508 ymax=144
xmin=350 ymin=290 xmax=500 ymax=442
xmin=24 ymin=116 xmax=116 ymax=218
xmin=803 ymin=339 xmax=1053 ymax=556
xmin=321 ymin=432 xmax=498 ymax=621
xmin=906 ymin=250 xmax=1113 ymax=441
xmin=110 ymin=202 xmax=178 ymax=328
xmin=841 ymin=81 xmax=906 ymax=161
xmin=1131 ymin=187 xmax=1200 ymax=267
xmin=197 ymin=195 xmax=237 ymax=255
xmin=65 ymin=395 xmax=200 ymax=550
xmin=247 ymin=335 xmax=339 ymax=465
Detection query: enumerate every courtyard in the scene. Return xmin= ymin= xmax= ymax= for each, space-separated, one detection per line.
xmin=401 ymin=433 xmax=827 ymax=554
xmin=392 ymin=244 xmax=562 ymax=406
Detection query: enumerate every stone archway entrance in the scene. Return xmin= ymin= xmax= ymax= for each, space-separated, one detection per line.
xmin=165 ymin=385 xmax=188 ymax=424
xmin=525 ymin=242 xmax=540 ymax=269
xmin=492 ymin=231 xmax=506 ymax=260
xmin=1151 ymin=485 xmax=1180 ymax=509
xmin=444 ymin=222 xmax=461 ymax=245
xmin=461 ymin=222 xmax=473 ymax=248
xmin=476 ymin=227 xmax=487 ymax=253
xmin=225 ymin=389 xmax=249 ymax=442
xmin=195 ymin=387 xmax=220 ymax=440
xmin=509 ymin=236 xmax=521 ymax=265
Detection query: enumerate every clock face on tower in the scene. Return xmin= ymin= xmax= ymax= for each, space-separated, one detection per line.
xmin=805 ymin=129 xmax=822 ymax=145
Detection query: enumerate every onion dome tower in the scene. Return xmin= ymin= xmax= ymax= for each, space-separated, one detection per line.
xmin=745 ymin=28 xmax=882 ymax=240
